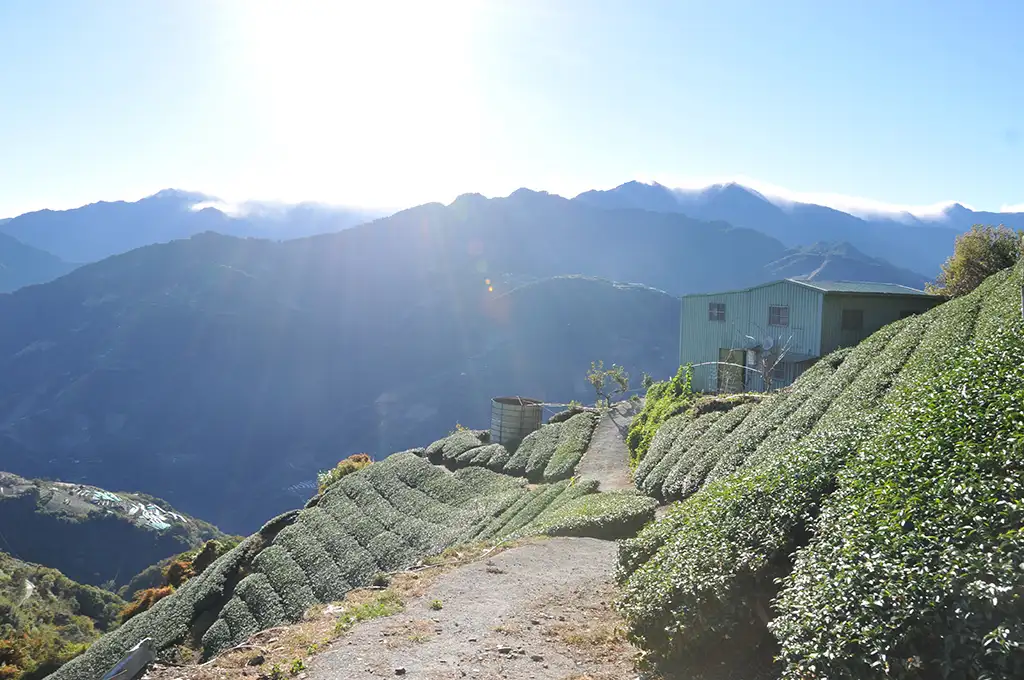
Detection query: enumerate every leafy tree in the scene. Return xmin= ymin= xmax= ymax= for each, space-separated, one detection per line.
xmin=641 ymin=372 xmax=654 ymax=391
xmin=927 ymin=224 xmax=1023 ymax=297
xmin=608 ymin=364 xmax=630 ymax=399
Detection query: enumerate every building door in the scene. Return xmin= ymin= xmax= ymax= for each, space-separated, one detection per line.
xmin=717 ymin=348 xmax=745 ymax=392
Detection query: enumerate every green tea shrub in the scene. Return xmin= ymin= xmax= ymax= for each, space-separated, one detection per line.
xmin=529 ymin=491 xmax=657 ymax=540
xmin=542 ymin=412 xmax=598 ymax=481
xmin=772 ymin=320 xmax=1024 ymax=679
xmin=616 ymin=264 xmax=1023 ymax=676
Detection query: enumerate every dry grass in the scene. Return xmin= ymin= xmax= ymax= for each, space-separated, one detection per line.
xmin=381 ymin=619 xmax=436 ymax=648
xmin=550 ymin=620 xmax=624 ymax=647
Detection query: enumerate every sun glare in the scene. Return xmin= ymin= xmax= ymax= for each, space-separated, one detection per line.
xmin=225 ymin=0 xmax=484 ymax=206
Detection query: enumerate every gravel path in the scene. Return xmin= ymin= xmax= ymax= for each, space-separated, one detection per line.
xmin=575 ymin=402 xmax=637 ymax=492
xmin=307 ymin=537 xmax=637 ymax=680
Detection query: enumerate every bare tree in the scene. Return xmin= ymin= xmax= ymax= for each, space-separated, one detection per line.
xmin=688 ymin=329 xmax=796 ymax=393
xmin=756 ymin=333 xmax=794 ymax=392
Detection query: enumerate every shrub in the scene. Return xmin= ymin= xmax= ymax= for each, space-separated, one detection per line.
xmin=118 ymin=586 xmax=174 ymax=623
xmin=316 ymin=454 xmax=373 ymax=494
xmin=163 ymin=560 xmax=193 ymax=588
xmin=659 ymin=401 xmax=757 ymax=501
xmin=542 ymin=412 xmax=598 ymax=482
xmin=530 ymin=491 xmax=657 ymax=540
xmin=771 ymin=322 xmax=1024 ymax=679
xmin=927 ymin=223 xmax=1022 ymax=297
xmin=626 ymin=365 xmax=694 ymax=468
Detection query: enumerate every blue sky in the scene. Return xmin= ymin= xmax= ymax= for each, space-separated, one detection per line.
xmin=1 ymin=0 xmax=1022 ymax=216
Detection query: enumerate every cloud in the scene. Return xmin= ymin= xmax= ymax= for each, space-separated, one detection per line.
xmin=189 ymin=199 xmax=248 ymax=217
xmin=1000 ymin=203 xmax=1024 ymax=213
xmin=636 ymin=174 xmax=972 ymax=220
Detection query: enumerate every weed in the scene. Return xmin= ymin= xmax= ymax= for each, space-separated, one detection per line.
xmin=428 ymin=599 xmax=443 ymax=611
xmin=333 ymin=591 xmax=404 ymax=636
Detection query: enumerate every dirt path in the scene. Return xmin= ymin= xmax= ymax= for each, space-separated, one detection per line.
xmin=306 ymin=537 xmax=638 ymax=680
xmin=575 ymin=402 xmax=636 ymax=492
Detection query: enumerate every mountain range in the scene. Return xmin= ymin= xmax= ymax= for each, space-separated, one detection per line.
xmin=0 ymin=184 xmax=989 ymax=532
xmin=0 ymin=189 xmax=383 ymax=263
xmin=574 ymin=180 xmax=1024 ymax=275
xmin=4 ymin=179 xmax=1009 ymax=295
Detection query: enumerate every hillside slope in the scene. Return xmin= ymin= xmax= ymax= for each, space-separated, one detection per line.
xmin=618 ymin=261 xmax=1024 ymax=678
xmin=0 ymin=473 xmax=224 ymax=589
xmin=44 ymin=435 xmax=656 ymax=680
xmin=0 ymin=232 xmax=76 ymax=292
xmin=0 ymin=227 xmax=680 ymax=532
xmin=0 ymin=552 xmax=124 ymax=680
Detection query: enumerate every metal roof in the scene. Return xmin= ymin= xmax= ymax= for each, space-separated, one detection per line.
xmin=786 ymin=279 xmax=935 ymax=296
xmin=682 ymin=278 xmax=936 ymax=298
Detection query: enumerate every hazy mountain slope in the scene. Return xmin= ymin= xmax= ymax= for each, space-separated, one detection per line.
xmin=0 ymin=472 xmax=224 ymax=589
xmin=764 ymin=241 xmax=929 ymax=289
xmin=0 ymin=190 xmax=381 ymax=262
xmin=0 ymin=552 xmax=124 ymax=680
xmin=0 ymin=231 xmax=76 ymax=292
xmin=351 ymin=189 xmax=788 ymax=294
xmin=574 ymin=181 xmax=981 ymax=275
xmin=0 ymin=208 xmax=683 ymax=531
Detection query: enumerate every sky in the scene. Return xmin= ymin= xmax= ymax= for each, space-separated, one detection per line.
xmin=0 ymin=0 xmax=1022 ymax=217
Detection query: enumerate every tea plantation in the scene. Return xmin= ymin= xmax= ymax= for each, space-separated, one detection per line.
xmin=423 ymin=410 xmax=599 ymax=483
xmin=47 ymin=444 xmax=652 ymax=680
xmin=617 ymin=263 xmax=1023 ymax=678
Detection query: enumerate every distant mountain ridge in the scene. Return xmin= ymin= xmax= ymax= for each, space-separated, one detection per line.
xmin=0 ymin=471 xmax=224 ymax=589
xmin=574 ymin=180 xmax=1024 ymax=275
xmin=766 ymin=241 xmax=928 ymax=289
xmin=0 ymin=189 xmax=385 ymax=262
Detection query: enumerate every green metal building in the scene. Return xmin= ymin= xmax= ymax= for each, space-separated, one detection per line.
xmin=679 ymin=279 xmax=942 ymax=393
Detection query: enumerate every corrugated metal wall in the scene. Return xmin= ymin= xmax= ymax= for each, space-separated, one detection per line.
xmin=820 ymin=294 xmax=941 ymax=354
xmin=680 ymin=281 xmax=824 ymax=392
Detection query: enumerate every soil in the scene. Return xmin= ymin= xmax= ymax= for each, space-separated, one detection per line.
xmin=306 ymin=537 xmax=640 ymax=680
xmin=575 ymin=402 xmax=637 ymax=492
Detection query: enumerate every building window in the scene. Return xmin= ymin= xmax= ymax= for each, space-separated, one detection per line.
xmin=768 ymin=305 xmax=789 ymax=327
xmin=842 ymin=309 xmax=864 ymax=331
xmin=708 ymin=302 xmax=726 ymax=322
xmin=899 ymin=310 xmax=917 ymax=319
